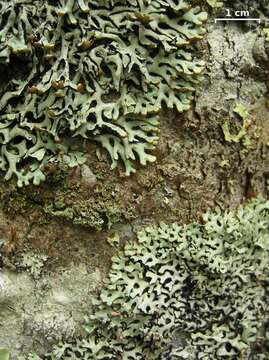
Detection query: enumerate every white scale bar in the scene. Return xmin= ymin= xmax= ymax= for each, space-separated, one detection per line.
xmin=215 ymin=18 xmax=261 ymax=23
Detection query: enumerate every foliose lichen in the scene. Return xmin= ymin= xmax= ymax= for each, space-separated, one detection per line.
xmin=19 ymin=251 xmax=48 ymax=279
xmin=0 ymin=0 xmax=207 ymax=186
xmin=24 ymin=197 xmax=269 ymax=359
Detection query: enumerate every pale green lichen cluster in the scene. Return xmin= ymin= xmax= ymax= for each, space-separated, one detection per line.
xmin=19 ymin=251 xmax=48 ymax=279
xmin=0 ymin=0 xmax=207 ymax=186
xmin=26 ymin=197 xmax=269 ymax=359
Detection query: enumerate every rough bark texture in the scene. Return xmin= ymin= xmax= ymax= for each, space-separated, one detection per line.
xmin=0 ymin=3 xmax=269 ymax=358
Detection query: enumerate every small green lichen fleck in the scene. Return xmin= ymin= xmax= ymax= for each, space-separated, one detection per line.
xmin=222 ymin=104 xmax=260 ymax=153
xmin=263 ymin=28 xmax=269 ymax=42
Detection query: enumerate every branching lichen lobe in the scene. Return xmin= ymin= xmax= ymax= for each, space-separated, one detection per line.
xmin=0 ymin=0 xmax=207 ymax=186
xmin=25 ymin=198 xmax=269 ymax=359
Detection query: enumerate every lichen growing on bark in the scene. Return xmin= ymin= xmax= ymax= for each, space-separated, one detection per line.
xmin=23 ymin=197 xmax=269 ymax=359
xmin=0 ymin=0 xmax=207 ymax=186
